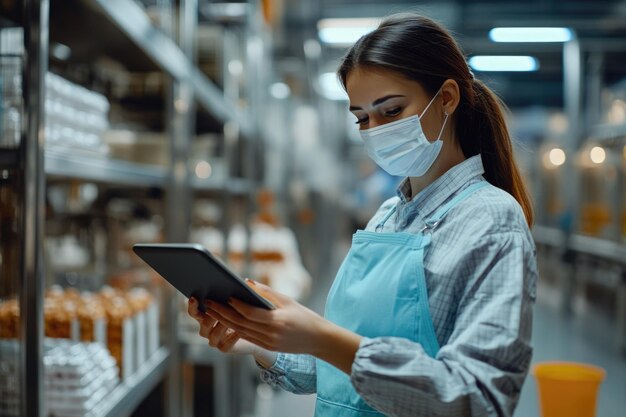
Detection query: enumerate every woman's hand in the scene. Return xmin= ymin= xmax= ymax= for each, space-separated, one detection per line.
xmin=187 ymin=297 xmax=254 ymax=354
xmin=188 ymin=297 xmax=278 ymax=368
xmin=203 ymin=280 xmax=362 ymax=374
xmin=202 ymin=280 xmax=325 ymax=354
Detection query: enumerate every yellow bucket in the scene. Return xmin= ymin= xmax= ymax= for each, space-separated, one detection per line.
xmin=532 ymin=362 xmax=605 ymax=417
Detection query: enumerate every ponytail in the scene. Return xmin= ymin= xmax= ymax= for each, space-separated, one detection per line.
xmin=456 ymin=79 xmax=534 ymax=226
xmin=338 ymin=13 xmax=534 ymax=226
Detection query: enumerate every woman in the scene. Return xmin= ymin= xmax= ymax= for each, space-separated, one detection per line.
xmin=188 ymin=13 xmax=537 ymax=417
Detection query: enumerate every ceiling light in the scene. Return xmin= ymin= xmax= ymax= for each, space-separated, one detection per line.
xmin=468 ymin=55 xmax=539 ymax=72
xmin=489 ymin=27 xmax=573 ymax=43
xmin=548 ymin=148 xmax=566 ymax=167
xmin=228 ymin=60 xmax=243 ymax=76
xmin=590 ymin=146 xmax=606 ymax=165
xmin=269 ymin=82 xmax=291 ymax=100
xmin=317 ymin=18 xmax=380 ymax=46
xmin=195 ymin=161 xmax=212 ymax=179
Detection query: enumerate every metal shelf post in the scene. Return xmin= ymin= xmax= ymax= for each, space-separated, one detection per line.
xmin=164 ymin=1 xmax=196 ymax=416
xmin=19 ymin=1 xmax=48 ymax=416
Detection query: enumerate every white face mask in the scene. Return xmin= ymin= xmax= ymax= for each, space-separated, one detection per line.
xmin=359 ymin=87 xmax=449 ymax=177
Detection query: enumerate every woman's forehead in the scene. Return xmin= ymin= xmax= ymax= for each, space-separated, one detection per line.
xmin=346 ymin=67 xmax=424 ymax=108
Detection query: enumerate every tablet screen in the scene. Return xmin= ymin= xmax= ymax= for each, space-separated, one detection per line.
xmin=133 ymin=243 xmax=274 ymax=311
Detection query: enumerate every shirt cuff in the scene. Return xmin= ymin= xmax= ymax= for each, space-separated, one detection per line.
xmin=258 ymin=352 xmax=286 ymax=386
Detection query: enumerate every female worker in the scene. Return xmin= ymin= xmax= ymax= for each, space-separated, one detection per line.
xmin=188 ymin=13 xmax=537 ymax=417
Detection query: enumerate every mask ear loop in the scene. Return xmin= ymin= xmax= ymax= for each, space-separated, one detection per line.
xmin=418 ymin=85 xmax=445 ymax=120
xmin=434 ymin=111 xmax=449 ymax=142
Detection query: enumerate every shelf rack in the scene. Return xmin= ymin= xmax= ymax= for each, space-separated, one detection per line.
xmin=83 ymin=0 xmax=252 ymax=139
xmin=588 ymin=122 xmax=626 ymax=143
xmin=96 ymin=348 xmax=171 ymax=417
xmin=45 ymin=150 xmax=168 ymax=187
xmin=533 ymin=225 xmax=626 ymax=265
xmin=533 ymin=224 xmax=626 ymax=352
xmin=17 ymin=0 xmax=259 ymax=416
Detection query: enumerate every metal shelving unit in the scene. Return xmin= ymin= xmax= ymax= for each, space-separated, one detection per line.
xmin=533 ymin=224 xmax=626 ymax=352
xmin=45 ymin=150 xmax=255 ymax=192
xmin=81 ymin=0 xmax=252 ymax=139
xmin=15 ymin=0 xmax=258 ymax=416
xmin=45 ymin=150 xmax=168 ymax=187
xmin=589 ymin=123 xmax=626 ymax=143
xmin=533 ymin=225 xmax=626 ymax=265
xmin=192 ymin=177 xmax=253 ymax=194
xmin=0 ymin=148 xmax=19 ymax=167
xmin=96 ymin=348 xmax=171 ymax=417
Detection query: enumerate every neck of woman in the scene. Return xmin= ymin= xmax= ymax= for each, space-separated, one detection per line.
xmin=408 ymin=140 xmax=467 ymax=200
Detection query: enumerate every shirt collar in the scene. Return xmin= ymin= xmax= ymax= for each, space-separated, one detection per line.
xmin=395 ymin=154 xmax=485 ymax=219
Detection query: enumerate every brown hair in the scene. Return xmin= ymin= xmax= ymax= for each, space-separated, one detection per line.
xmin=338 ymin=13 xmax=534 ymax=226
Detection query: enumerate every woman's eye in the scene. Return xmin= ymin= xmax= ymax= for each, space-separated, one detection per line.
xmin=355 ymin=117 xmax=369 ymax=125
xmin=384 ymin=107 xmax=402 ymax=117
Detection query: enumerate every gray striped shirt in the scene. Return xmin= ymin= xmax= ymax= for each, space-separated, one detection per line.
xmin=260 ymin=155 xmax=538 ymax=417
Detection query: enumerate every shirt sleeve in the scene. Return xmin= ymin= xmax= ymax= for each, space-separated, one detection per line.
xmin=259 ymin=353 xmax=317 ymax=394
xmin=350 ymin=230 xmax=537 ymax=417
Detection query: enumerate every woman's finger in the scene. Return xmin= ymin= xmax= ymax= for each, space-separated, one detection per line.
xmin=227 ymin=297 xmax=274 ymax=324
xmin=217 ymin=330 xmax=240 ymax=352
xmin=187 ymin=298 xmax=205 ymax=322
xmin=246 ymin=279 xmax=290 ymax=306
xmin=204 ymin=307 xmax=274 ymax=346
xmin=208 ymin=322 xmax=229 ymax=347
xmin=199 ymin=316 xmax=217 ymax=338
xmin=204 ymin=301 xmax=271 ymax=334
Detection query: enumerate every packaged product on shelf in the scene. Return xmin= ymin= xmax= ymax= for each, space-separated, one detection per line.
xmin=44 ymin=72 xmax=110 ymax=156
xmin=191 ymin=226 xmax=225 ymax=259
xmin=0 ymin=298 xmax=19 ymax=339
xmin=227 ymin=223 xmax=248 ymax=275
xmin=44 ymin=291 xmax=80 ymax=340
xmin=1 ymin=339 xmax=120 ymax=417
xmin=145 ymin=291 xmax=160 ymax=357
xmin=44 ymin=341 xmax=119 ymax=417
xmin=99 ymin=287 xmax=135 ymax=380
xmin=76 ymin=293 xmax=107 ymax=345
xmin=0 ymin=340 xmax=19 ymax=417
xmin=248 ymin=224 xmax=312 ymax=301
xmin=125 ymin=287 xmax=159 ymax=368
xmin=224 ymin=221 xmax=312 ymax=301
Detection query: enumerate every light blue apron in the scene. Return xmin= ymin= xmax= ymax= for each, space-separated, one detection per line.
xmin=315 ymin=181 xmax=488 ymax=416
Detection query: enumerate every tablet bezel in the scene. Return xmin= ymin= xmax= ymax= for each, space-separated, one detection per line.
xmin=132 ymin=243 xmax=275 ymax=311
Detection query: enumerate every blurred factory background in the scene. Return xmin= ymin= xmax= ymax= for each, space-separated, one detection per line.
xmin=1 ymin=1 xmax=626 ymax=417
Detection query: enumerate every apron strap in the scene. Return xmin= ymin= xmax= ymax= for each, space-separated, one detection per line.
xmin=375 ymin=205 xmax=398 ymax=232
xmin=376 ymin=180 xmax=489 ymax=233
xmin=420 ymin=180 xmax=489 ymax=232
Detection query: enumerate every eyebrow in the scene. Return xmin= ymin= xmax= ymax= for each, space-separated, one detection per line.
xmin=349 ymin=94 xmax=406 ymax=111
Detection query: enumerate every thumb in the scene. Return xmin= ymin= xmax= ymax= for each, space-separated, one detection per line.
xmin=245 ymin=279 xmax=289 ymax=305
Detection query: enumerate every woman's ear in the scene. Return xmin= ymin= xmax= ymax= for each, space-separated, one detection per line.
xmin=440 ymin=79 xmax=460 ymax=115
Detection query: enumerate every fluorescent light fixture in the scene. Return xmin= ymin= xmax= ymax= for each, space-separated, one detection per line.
xmin=469 ymin=55 xmax=539 ymax=72
xmin=317 ymin=18 xmax=380 ymax=45
xmin=489 ymin=27 xmax=573 ymax=43
xmin=318 ymin=72 xmax=347 ymax=101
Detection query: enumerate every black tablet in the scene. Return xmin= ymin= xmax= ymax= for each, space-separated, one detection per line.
xmin=133 ymin=243 xmax=275 ymax=311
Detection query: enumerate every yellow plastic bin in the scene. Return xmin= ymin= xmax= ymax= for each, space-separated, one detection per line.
xmin=532 ymin=362 xmax=606 ymax=417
